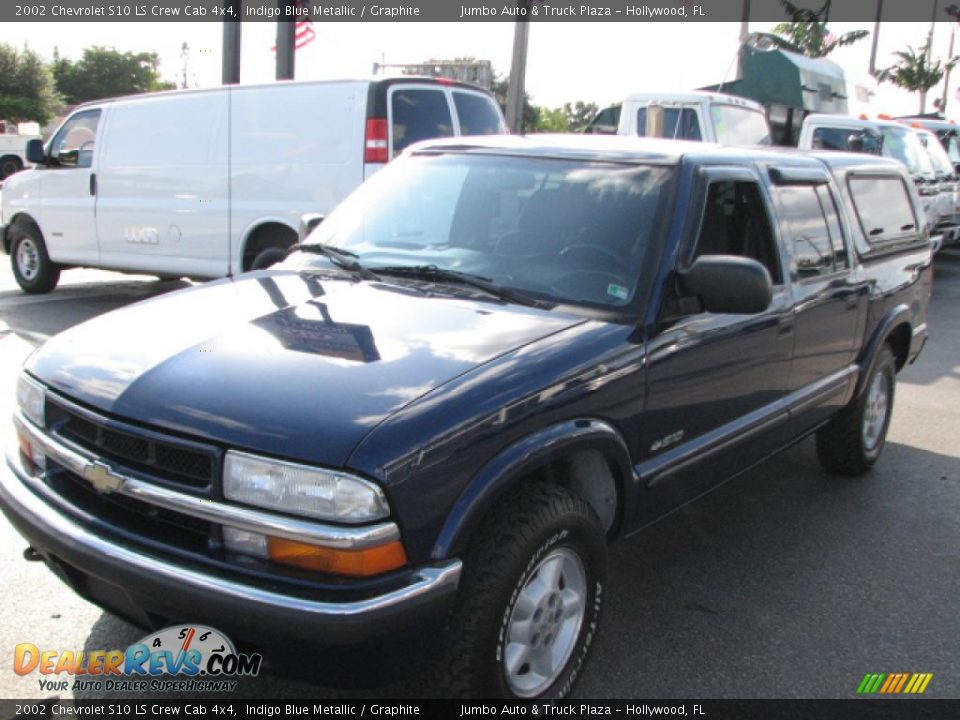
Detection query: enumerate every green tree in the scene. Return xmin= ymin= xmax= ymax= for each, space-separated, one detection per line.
xmin=0 ymin=43 xmax=61 ymax=124
xmin=53 ymin=46 xmax=175 ymax=105
xmin=769 ymin=0 xmax=868 ymax=58
xmin=878 ymin=42 xmax=958 ymax=113
xmin=532 ymin=107 xmax=570 ymax=132
xmin=563 ymin=101 xmax=599 ymax=132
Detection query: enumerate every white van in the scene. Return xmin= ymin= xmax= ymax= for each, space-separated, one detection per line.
xmin=0 ymin=77 xmax=505 ymax=293
xmin=584 ymin=91 xmax=772 ymax=146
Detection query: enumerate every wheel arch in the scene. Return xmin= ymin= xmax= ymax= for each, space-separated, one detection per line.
xmin=238 ymin=219 xmax=298 ymax=272
xmin=3 ymin=212 xmax=42 ymax=254
xmin=430 ymin=419 xmax=637 ymax=561
xmin=855 ymin=304 xmax=912 ymax=397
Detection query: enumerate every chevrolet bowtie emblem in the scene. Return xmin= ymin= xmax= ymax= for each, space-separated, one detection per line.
xmin=82 ymin=461 xmax=125 ymax=494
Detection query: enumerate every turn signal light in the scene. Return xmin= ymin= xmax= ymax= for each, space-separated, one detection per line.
xmin=267 ymin=537 xmax=407 ymax=577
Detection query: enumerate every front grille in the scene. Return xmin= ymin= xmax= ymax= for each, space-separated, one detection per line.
xmin=45 ymin=398 xmax=217 ymax=491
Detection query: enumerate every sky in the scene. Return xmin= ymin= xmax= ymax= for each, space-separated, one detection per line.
xmin=3 ymin=20 xmax=958 ymax=118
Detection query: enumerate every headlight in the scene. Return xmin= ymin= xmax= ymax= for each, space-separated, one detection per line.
xmin=223 ymin=450 xmax=389 ymax=523
xmin=16 ymin=374 xmax=45 ymax=428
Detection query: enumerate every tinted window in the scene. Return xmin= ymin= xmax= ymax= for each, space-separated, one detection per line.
xmin=391 ymin=88 xmax=454 ymax=156
xmin=452 ymin=92 xmax=503 ymax=136
xmin=585 ymin=106 xmax=621 ymax=134
xmin=812 ymin=127 xmax=882 ymax=154
xmin=637 ymin=107 xmax=702 ymax=141
xmin=693 ymin=180 xmax=781 ymax=283
xmin=848 ymin=175 xmax=919 ymax=247
xmin=50 ymin=109 xmax=101 ymax=168
xmin=816 ymin=185 xmax=848 ymax=270
xmin=778 ymin=185 xmax=836 ymax=278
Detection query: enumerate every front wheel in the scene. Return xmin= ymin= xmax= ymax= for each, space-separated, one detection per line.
xmin=10 ymin=223 xmax=60 ymax=294
xmin=816 ymin=346 xmax=896 ymax=476
xmin=434 ymin=483 xmax=606 ymax=698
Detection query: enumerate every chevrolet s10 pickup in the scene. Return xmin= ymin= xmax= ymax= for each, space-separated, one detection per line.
xmin=3 ymin=136 xmax=932 ymax=698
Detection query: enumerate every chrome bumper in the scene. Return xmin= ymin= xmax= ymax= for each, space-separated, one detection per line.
xmin=2 ymin=427 xmax=462 ymax=644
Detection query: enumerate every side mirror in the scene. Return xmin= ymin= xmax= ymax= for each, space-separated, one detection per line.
xmin=679 ymin=255 xmax=773 ymax=315
xmin=25 ymin=139 xmax=46 ymax=165
xmin=298 ymin=213 xmax=324 ymax=243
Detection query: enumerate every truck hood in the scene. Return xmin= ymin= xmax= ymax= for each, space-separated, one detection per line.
xmin=27 ymin=270 xmax=584 ymax=466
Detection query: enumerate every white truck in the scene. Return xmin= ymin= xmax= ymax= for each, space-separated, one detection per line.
xmin=0 ymin=121 xmax=41 ymax=180
xmin=0 ymin=77 xmax=505 ymax=293
xmin=584 ymin=91 xmax=772 ymax=146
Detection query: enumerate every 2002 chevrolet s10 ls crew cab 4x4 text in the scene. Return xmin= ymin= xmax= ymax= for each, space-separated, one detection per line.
xmin=2 ymin=136 xmax=932 ymax=698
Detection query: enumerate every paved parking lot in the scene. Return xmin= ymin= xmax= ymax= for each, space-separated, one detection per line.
xmin=0 ymin=253 xmax=958 ymax=699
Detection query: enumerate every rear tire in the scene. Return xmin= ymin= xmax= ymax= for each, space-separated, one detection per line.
xmin=816 ymin=346 xmax=896 ymax=476
xmin=0 ymin=155 xmax=22 ymax=180
xmin=433 ymin=483 xmax=606 ymax=699
xmin=250 ymin=246 xmax=288 ymax=271
xmin=10 ymin=222 xmax=60 ymax=294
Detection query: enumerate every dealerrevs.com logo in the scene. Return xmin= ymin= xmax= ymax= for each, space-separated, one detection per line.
xmin=14 ymin=625 xmax=262 ymax=693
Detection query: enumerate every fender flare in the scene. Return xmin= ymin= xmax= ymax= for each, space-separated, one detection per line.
xmin=854 ymin=303 xmax=911 ymax=398
xmin=430 ymin=418 xmax=637 ymax=560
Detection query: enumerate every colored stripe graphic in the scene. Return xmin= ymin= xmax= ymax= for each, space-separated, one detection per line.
xmin=857 ymin=672 xmax=932 ymax=694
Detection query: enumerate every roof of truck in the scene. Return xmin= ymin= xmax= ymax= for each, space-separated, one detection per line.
xmin=410 ymin=133 xmax=905 ymax=173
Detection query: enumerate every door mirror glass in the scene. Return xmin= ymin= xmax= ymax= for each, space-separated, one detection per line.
xmin=25 ymin=139 xmax=45 ymax=164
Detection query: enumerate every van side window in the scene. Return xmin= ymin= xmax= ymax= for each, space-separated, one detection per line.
xmin=778 ymin=185 xmax=837 ymax=278
xmin=49 ymin=109 xmax=101 ymax=169
xmin=847 ymin=175 xmax=919 ymax=248
xmin=812 ymin=127 xmax=882 ymax=155
xmin=452 ymin=92 xmax=503 ymax=135
xmin=391 ymin=88 xmax=454 ymax=156
xmin=637 ymin=107 xmax=702 ymax=141
xmin=693 ymin=180 xmax=781 ymax=283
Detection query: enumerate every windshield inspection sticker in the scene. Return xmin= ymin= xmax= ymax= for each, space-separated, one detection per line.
xmin=607 ymin=283 xmax=629 ymax=301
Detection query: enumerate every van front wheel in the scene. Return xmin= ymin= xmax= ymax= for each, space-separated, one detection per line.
xmin=11 ymin=223 xmax=60 ymax=294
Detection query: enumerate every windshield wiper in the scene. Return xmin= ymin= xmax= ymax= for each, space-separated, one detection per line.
xmin=289 ymin=243 xmax=379 ymax=280
xmin=373 ymin=265 xmax=551 ymax=308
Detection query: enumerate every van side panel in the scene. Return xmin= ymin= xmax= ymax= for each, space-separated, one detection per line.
xmin=95 ymin=92 xmax=229 ymax=277
xmin=229 ymin=82 xmax=365 ymax=273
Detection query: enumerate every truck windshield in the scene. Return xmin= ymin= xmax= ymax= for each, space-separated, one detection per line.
xmin=919 ymin=133 xmax=955 ymax=176
xmin=291 ymin=153 xmax=674 ymax=311
xmin=709 ymin=104 xmax=771 ymax=146
xmin=882 ymin=126 xmax=935 ymax=179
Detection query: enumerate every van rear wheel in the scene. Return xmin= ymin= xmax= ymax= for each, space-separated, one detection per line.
xmin=11 ymin=223 xmax=60 ymax=294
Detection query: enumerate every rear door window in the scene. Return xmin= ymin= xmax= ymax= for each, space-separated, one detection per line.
xmin=452 ymin=91 xmax=504 ymax=136
xmin=848 ymin=174 xmax=919 ymax=248
xmin=777 ymin=185 xmax=837 ymax=279
xmin=637 ymin=107 xmax=702 ymax=141
xmin=390 ymin=88 xmax=454 ymax=156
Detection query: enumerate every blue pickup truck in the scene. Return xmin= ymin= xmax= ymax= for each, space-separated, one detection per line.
xmin=3 ymin=136 xmax=932 ymax=698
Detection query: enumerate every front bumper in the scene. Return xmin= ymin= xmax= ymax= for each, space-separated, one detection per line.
xmin=0 ymin=445 xmax=462 ymax=647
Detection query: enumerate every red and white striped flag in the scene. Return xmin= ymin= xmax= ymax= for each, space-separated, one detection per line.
xmin=272 ymin=1 xmax=316 ymax=52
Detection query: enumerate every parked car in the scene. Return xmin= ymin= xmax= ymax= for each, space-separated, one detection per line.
xmin=0 ymin=121 xmax=42 ymax=181
xmin=913 ymin=126 xmax=960 ymax=244
xmin=584 ymin=91 xmax=772 ymax=146
xmin=2 ymin=136 xmax=932 ymax=698
xmin=0 ymin=77 xmax=505 ymax=293
xmin=798 ymin=114 xmax=941 ymax=233
xmin=895 ymin=115 xmax=960 ymax=172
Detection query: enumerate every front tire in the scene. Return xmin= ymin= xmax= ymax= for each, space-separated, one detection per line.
xmin=250 ymin=246 xmax=289 ymax=270
xmin=0 ymin=155 xmax=22 ymax=180
xmin=10 ymin=222 xmax=60 ymax=294
xmin=435 ymin=483 xmax=606 ymax=698
xmin=816 ymin=346 xmax=896 ymax=476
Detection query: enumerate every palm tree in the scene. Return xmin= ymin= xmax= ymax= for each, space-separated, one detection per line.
xmin=878 ymin=42 xmax=958 ymax=113
xmin=768 ymin=0 xmax=869 ymax=58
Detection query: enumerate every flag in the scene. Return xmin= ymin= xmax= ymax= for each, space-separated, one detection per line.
xmin=271 ymin=1 xmax=316 ymax=52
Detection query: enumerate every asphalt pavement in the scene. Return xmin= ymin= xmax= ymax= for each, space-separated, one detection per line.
xmin=0 ymin=253 xmax=958 ymax=700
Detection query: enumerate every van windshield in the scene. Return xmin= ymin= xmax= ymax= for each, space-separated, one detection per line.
xmin=290 ymin=153 xmax=674 ymax=311
xmin=709 ymin=104 xmax=772 ymax=146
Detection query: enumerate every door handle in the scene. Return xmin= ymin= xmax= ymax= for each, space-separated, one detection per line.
xmin=89 ymin=173 xmax=97 ymax=196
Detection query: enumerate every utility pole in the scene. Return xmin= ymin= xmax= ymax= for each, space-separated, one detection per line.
xmin=222 ymin=0 xmax=242 ymax=85
xmin=276 ymin=0 xmax=297 ymax=80
xmin=942 ymin=23 xmax=956 ymax=113
xmin=921 ymin=0 xmax=940 ymax=112
xmin=506 ymin=0 xmax=532 ymax=134
xmin=869 ymin=0 xmax=883 ymax=77
xmin=737 ymin=0 xmax=750 ymax=79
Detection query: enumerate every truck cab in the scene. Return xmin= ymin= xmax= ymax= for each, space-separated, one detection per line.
xmin=584 ymin=91 xmax=772 ymax=146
